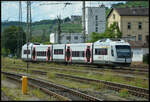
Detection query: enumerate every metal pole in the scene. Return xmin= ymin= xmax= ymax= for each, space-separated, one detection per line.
xmin=57 ymin=15 xmax=61 ymax=44
xmin=82 ymin=1 xmax=86 ymax=43
xmin=26 ymin=1 xmax=30 ymax=75
xmin=29 ymin=2 xmax=32 ymax=41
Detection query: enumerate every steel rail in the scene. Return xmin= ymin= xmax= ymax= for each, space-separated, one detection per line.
xmin=3 ymin=65 xmax=148 ymax=81
xmin=1 ymin=71 xmax=103 ymax=101
xmin=55 ymin=73 xmax=149 ymax=99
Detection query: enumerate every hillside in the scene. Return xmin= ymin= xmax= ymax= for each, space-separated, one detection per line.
xmin=1 ymin=18 xmax=82 ymax=37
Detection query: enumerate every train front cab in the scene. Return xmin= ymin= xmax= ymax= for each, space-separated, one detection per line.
xmin=111 ymin=45 xmax=132 ymax=67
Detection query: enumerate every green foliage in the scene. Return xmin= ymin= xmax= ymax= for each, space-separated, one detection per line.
xmin=112 ymin=1 xmax=149 ymax=8
xmin=2 ymin=26 xmax=26 ymax=57
xmin=119 ymin=89 xmax=129 ymax=98
xmin=47 ymin=72 xmax=56 ymax=79
xmin=43 ymin=42 xmax=52 ymax=45
xmin=143 ymin=54 xmax=149 ymax=64
xmin=89 ymin=22 xmax=122 ymax=42
xmin=1 ymin=48 xmax=10 ymax=56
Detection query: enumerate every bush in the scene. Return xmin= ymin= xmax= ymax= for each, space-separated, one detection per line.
xmin=143 ymin=54 xmax=149 ymax=64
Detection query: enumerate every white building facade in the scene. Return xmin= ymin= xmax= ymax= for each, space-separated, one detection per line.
xmin=131 ymin=48 xmax=149 ymax=62
xmin=85 ymin=5 xmax=106 ymax=41
xmin=50 ymin=32 xmax=84 ymax=44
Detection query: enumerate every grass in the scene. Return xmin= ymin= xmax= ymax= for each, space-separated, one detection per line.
xmin=31 ymin=88 xmax=56 ymax=100
xmin=47 ymin=72 xmax=56 ymax=79
xmin=2 ymin=57 xmax=149 ymax=89
xmin=119 ymin=89 xmax=129 ymax=98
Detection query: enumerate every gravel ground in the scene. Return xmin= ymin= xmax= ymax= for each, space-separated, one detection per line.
xmin=1 ymin=77 xmax=57 ymax=101
xmin=1 ymin=91 xmax=11 ymax=101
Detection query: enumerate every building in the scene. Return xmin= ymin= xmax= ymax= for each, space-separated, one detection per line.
xmin=50 ymin=32 xmax=84 ymax=44
xmin=85 ymin=5 xmax=106 ymax=41
xmin=70 ymin=15 xmax=81 ymax=24
xmin=71 ymin=15 xmax=81 ymax=22
xmin=107 ymin=7 xmax=149 ymax=43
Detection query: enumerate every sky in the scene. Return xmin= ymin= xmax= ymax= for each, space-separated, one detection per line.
xmin=1 ymin=1 xmax=125 ymax=22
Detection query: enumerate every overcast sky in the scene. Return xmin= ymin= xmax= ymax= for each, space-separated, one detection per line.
xmin=1 ymin=1 xmax=125 ymax=22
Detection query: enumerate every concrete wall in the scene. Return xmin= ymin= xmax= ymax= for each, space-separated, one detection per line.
xmin=131 ymin=48 xmax=149 ymax=62
xmin=50 ymin=33 xmax=84 ymax=44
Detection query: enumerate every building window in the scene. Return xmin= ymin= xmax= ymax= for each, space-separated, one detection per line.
xmin=146 ymin=35 xmax=149 ymax=43
xmin=138 ymin=22 xmax=142 ymax=29
xmin=128 ymin=22 xmax=131 ymax=29
xmin=113 ymin=14 xmax=115 ymax=19
xmin=127 ymin=34 xmax=130 ymax=36
xmin=96 ymin=22 xmax=98 ymax=26
xmin=138 ymin=34 xmax=142 ymax=41
xmin=66 ymin=36 xmax=71 ymax=40
xmin=95 ymin=27 xmax=98 ymax=32
xmin=74 ymin=36 xmax=78 ymax=40
xmin=95 ymin=15 xmax=98 ymax=20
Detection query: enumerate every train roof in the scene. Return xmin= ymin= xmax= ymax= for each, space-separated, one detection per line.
xmin=22 ymin=42 xmax=43 ymax=47
xmin=94 ymin=38 xmax=130 ymax=45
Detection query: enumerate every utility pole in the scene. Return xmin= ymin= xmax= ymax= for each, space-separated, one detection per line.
xmin=57 ymin=15 xmax=61 ymax=44
xmin=26 ymin=1 xmax=31 ymax=75
xmin=82 ymin=1 xmax=86 ymax=43
xmin=29 ymin=2 xmax=32 ymax=42
xmin=17 ymin=1 xmax=22 ymax=58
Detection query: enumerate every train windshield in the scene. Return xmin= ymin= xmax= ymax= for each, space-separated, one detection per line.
xmin=115 ymin=45 xmax=131 ymax=58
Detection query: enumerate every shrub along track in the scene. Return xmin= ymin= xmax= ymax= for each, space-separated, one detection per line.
xmin=1 ymin=71 xmax=103 ymax=101
xmin=2 ymin=67 xmax=149 ymax=99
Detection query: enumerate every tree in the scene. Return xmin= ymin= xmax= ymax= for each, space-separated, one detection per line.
xmin=89 ymin=22 xmax=122 ymax=43
xmin=64 ymin=17 xmax=70 ymax=22
xmin=42 ymin=29 xmax=46 ymax=42
xmin=2 ymin=26 xmax=26 ymax=57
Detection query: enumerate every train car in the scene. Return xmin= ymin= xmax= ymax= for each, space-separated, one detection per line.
xmin=52 ymin=44 xmax=66 ymax=62
xmin=21 ymin=43 xmax=34 ymax=61
xmin=33 ymin=45 xmax=52 ymax=62
xmin=93 ymin=39 xmax=132 ymax=66
xmin=21 ymin=38 xmax=132 ymax=67
xmin=65 ymin=43 xmax=93 ymax=64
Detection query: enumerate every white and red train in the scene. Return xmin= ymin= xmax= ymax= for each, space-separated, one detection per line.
xmin=21 ymin=38 xmax=133 ymax=67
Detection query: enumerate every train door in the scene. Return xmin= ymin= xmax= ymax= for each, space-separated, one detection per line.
xmin=66 ymin=46 xmax=71 ymax=62
xmin=85 ymin=46 xmax=92 ymax=63
xmin=47 ymin=47 xmax=51 ymax=61
xmin=32 ymin=47 xmax=36 ymax=61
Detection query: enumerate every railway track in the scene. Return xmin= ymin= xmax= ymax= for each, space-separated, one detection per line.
xmin=74 ymin=64 xmax=149 ymax=73
xmin=2 ymin=67 xmax=149 ymax=99
xmin=1 ymin=71 xmax=103 ymax=101
xmin=4 ymin=64 xmax=148 ymax=81
xmin=55 ymin=73 xmax=149 ymax=99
